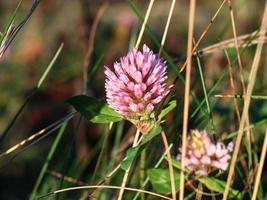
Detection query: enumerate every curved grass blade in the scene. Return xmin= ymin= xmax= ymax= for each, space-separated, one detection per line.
xmin=0 ymin=43 xmax=63 ymax=143
xmin=0 ymin=0 xmax=41 ymax=57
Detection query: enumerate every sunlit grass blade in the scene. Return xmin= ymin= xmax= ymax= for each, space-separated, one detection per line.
xmin=191 ymin=69 xmax=227 ymax=119
xmin=38 ymin=43 xmax=64 ymax=88
xmin=0 ymin=113 xmax=74 ymax=160
xmin=195 ymin=44 xmax=215 ymax=131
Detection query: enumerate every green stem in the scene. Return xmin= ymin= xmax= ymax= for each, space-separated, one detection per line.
xmin=140 ymin=149 xmax=146 ymax=200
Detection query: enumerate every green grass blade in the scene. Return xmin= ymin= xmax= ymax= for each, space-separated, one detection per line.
xmin=0 ymin=44 xmax=64 ymax=143
xmin=37 ymin=43 xmax=64 ymax=88
xmin=0 ymin=0 xmax=24 ymax=43
xmin=195 ymin=51 xmax=217 ymax=132
xmin=0 ymin=89 xmax=37 ymax=143
xmin=88 ymin=54 xmax=104 ymax=83
xmin=191 ymin=69 xmax=227 ymax=118
xmin=225 ymin=118 xmax=267 ymax=140
xmin=29 ymin=122 xmax=68 ymax=200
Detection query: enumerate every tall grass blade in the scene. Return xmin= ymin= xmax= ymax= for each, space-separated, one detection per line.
xmin=29 ymin=122 xmax=68 ymax=200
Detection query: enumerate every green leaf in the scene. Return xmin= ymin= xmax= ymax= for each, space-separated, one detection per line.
xmin=141 ymin=126 xmax=162 ymax=146
xmin=67 ymin=95 xmax=124 ymax=123
xmin=167 ymin=158 xmax=181 ymax=170
xmin=120 ymin=126 xmax=162 ymax=171
xmin=120 ymin=147 xmax=139 ymax=170
xmin=158 ymin=100 xmax=177 ymax=121
xmin=147 ymin=168 xmax=180 ymax=194
xmin=199 ymin=177 xmax=241 ymax=199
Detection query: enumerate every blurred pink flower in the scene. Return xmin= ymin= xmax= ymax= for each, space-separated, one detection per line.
xmin=177 ymin=130 xmax=233 ymax=176
xmin=105 ymin=44 xmax=172 ymax=133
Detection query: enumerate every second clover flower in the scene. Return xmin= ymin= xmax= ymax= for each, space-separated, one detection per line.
xmin=177 ymin=130 xmax=233 ymax=176
xmin=105 ymin=44 xmax=173 ymax=134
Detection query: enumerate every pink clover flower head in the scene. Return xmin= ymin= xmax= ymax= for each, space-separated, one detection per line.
xmin=105 ymin=44 xmax=172 ymax=133
xmin=177 ymin=130 xmax=233 ymax=176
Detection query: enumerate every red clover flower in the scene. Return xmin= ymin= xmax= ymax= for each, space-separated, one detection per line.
xmin=104 ymin=44 xmax=172 ymax=133
xmin=177 ymin=130 xmax=233 ymax=176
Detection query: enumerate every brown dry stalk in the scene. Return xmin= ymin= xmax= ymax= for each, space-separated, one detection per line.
xmin=46 ymin=185 xmax=172 ymax=200
xmin=223 ymin=2 xmax=267 ymax=199
xmin=161 ymin=131 xmax=176 ymax=200
xmin=214 ymin=94 xmax=267 ymax=100
xmin=0 ymin=113 xmax=74 ymax=158
xmin=159 ymin=0 xmax=176 ymax=55
xmin=199 ymin=31 xmax=267 ymax=55
xmin=48 ymin=170 xmax=86 ymax=186
xmin=118 ymin=129 xmax=141 ymax=200
xmin=227 ymin=1 xmax=252 ymax=168
xmin=0 ymin=24 xmax=15 ymax=59
xmin=227 ymin=0 xmax=246 ymax=94
xmin=196 ymin=183 xmax=203 ymax=200
xmin=251 ymin=129 xmax=267 ymax=200
xmin=179 ymin=0 xmax=226 ymax=73
xmin=83 ymin=2 xmax=109 ymax=94
xmin=179 ymin=0 xmax=196 ymax=199
xmin=224 ymin=50 xmax=241 ymax=122
xmin=135 ymin=0 xmax=155 ymax=48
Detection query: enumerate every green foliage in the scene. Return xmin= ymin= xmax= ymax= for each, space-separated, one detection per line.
xmin=147 ymin=168 xmax=180 ymax=194
xmin=121 ymin=126 xmax=162 ymax=170
xmin=158 ymin=100 xmax=177 ymax=121
xmin=67 ymin=95 xmax=124 ymax=123
xmin=140 ymin=126 xmax=162 ymax=145
xmin=170 ymin=158 xmax=181 ymax=170
xmin=120 ymin=147 xmax=139 ymax=171
xmin=199 ymin=177 xmax=241 ymax=199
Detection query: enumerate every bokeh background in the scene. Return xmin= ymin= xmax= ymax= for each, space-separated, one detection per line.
xmin=0 ymin=0 xmax=266 ymax=199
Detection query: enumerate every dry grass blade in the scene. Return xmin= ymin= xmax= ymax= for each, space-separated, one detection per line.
xmin=48 ymin=170 xmax=86 ymax=186
xmin=0 ymin=0 xmax=41 ymax=58
xmin=159 ymin=0 xmax=176 ymax=55
xmin=223 ymin=2 xmax=267 ymax=199
xmin=198 ymin=31 xmax=266 ymax=55
xmin=0 ymin=113 xmax=74 ymax=159
xmin=180 ymin=0 xmax=196 ymax=199
xmin=118 ymin=129 xmax=140 ymax=200
xmin=0 ymin=24 xmax=15 ymax=59
xmin=214 ymin=94 xmax=267 ymax=100
xmin=161 ymin=131 xmax=176 ymax=200
xmin=39 ymin=185 xmax=172 ymax=200
xmin=227 ymin=1 xmax=252 ymax=159
xmin=227 ymin=0 xmax=246 ymax=94
xmin=135 ymin=0 xmax=155 ymax=48
xmin=83 ymin=2 xmax=109 ymax=94
xmin=179 ymin=0 xmax=226 ymax=72
xmin=251 ymin=128 xmax=267 ymax=200
xmin=224 ymin=50 xmax=241 ymax=122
